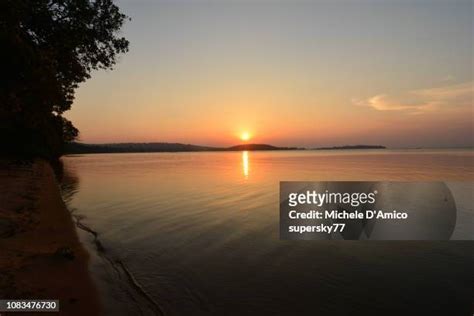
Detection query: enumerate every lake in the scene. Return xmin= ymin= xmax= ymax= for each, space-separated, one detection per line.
xmin=60 ymin=150 xmax=474 ymax=315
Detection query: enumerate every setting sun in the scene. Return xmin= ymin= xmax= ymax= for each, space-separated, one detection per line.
xmin=240 ymin=132 xmax=251 ymax=142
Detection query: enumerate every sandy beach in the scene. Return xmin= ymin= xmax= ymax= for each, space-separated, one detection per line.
xmin=0 ymin=159 xmax=100 ymax=315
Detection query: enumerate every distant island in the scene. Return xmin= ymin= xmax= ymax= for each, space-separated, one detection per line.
xmin=64 ymin=142 xmax=299 ymax=154
xmin=313 ymin=145 xmax=386 ymax=150
xmin=64 ymin=142 xmax=387 ymax=154
xmin=227 ymin=144 xmax=300 ymax=151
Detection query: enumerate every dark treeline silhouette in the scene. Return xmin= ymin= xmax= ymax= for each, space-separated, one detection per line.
xmin=226 ymin=144 xmax=299 ymax=151
xmin=65 ymin=142 xmax=388 ymax=154
xmin=65 ymin=142 xmax=300 ymax=154
xmin=0 ymin=0 xmax=129 ymax=159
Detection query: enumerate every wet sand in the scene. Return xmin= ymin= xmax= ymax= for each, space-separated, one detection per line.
xmin=0 ymin=159 xmax=100 ymax=315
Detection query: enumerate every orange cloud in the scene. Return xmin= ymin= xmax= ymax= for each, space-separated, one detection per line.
xmin=353 ymin=81 xmax=473 ymax=113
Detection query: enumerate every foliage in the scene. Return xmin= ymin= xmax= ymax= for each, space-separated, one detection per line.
xmin=0 ymin=0 xmax=129 ymax=158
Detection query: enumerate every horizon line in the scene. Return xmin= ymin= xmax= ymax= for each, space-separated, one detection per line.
xmin=68 ymin=141 xmax=474 ymax=150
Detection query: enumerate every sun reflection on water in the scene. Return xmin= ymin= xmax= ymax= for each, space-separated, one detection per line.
xmin=242 ymin=151 xmax=249 ymax=179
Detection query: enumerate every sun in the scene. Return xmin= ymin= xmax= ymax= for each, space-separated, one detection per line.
xmin=240 ymin=132 xmax=251 ymax=142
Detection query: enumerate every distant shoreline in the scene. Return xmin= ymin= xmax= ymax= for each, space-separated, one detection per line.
xmin=65 ymin=142 xmax=387 ymax=154
xmin=62 ymin=142 xmax=474 ymax=155
xmin=65 ymin=142 xmax=300 ymax=154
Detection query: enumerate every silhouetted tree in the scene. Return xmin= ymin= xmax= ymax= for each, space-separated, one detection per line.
xmin=0 ymin=0 xmax=129 ymax=158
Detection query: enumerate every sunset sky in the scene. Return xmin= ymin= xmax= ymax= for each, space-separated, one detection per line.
xmin=67 ymin=0 xmax=473 ymax=148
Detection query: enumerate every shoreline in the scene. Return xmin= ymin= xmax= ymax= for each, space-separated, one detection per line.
xmin=0 ymin=159 xmax=101 ymax=315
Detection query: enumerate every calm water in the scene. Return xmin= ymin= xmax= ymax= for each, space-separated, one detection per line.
xmin=60 ymin=150 xmax=474 ymax=315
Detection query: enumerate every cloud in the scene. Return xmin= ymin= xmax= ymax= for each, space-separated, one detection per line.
xmin=353 ymin=81 xmax=473 ymax=113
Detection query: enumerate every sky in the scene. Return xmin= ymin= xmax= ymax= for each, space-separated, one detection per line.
xmin=67 ymin=0 xmax=473 ymax=148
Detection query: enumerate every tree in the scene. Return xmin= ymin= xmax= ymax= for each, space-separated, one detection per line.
xmin=0 ymin=0 xmax=129 ymax=158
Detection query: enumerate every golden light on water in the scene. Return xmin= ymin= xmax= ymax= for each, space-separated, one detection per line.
xmin=242 ymin=151 xmax=249 ymax=179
